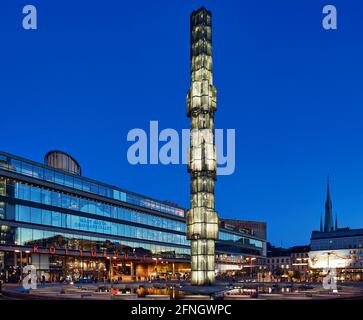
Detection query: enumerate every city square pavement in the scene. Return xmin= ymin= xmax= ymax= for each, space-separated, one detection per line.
xmin=1 ymin=281 xmax=362 ymax=300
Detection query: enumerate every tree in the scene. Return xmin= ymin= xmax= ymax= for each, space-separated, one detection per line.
xmin=273 ymin=268 xmax=284 ymax=281
xmin=292 ymin=270 xmax=301 ymax=282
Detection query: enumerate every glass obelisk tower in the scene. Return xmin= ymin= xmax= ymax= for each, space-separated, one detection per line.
xmin=186 ymin=7 xmax=219 ymax=286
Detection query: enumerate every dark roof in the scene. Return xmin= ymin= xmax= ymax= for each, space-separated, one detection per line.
xmin=267 ymin=250 xmax=290 ymax=257
xmin=267 ymin=242 xmax=310 ymax=257
xmin=311 ymin=228 xmax=363 ymax=240
xmin=290 ymin=245 xmax=310 ymax=253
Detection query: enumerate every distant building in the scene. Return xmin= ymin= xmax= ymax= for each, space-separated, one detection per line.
xmin=309 ymin=178 xmax=363 ymax=281
xmin=266 ymin=244 xmax=310 ymax=282
xmin=216 ymin=219 xmax=267 ymax=279
xmin=289 ymin=245 xmax=310 ymax=280
xmin=220 ymin=219 xmax=267 ymax=240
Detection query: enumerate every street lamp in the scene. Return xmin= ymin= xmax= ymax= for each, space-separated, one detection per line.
xmin=250 ymin=257 xmax=256 ymax=280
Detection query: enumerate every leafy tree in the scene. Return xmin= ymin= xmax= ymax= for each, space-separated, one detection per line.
xmin=292 ymin=270 xmax=301 ymax=281
xmin=273 ymin=268 xmax=284 ymax=277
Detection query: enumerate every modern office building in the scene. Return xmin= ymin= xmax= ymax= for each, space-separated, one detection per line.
xmin=308 ymin=180 xmax=363 ymax=281
xmin=0 ymin=151 xmax=266 ymax=283
xmin=216 ymin=219 xmax=267 ymax=279
xmin=220 ymin=219 xmax=267 ymax=240
xmin=186 ymin=6 xmax=219 ymax=286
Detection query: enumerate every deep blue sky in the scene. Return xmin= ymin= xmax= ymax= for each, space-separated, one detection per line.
xmin=1 ymin=0 xmax=362 ymax=247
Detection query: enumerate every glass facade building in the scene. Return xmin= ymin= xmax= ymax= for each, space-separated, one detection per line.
xmin=0 ymin=151 xmax=266 ymax=282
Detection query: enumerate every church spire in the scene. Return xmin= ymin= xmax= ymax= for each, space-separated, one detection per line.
xmin=324 ymin=175 xmax=334 ymax=232
xmin=335 ymin=213 xmax=338 ymax=231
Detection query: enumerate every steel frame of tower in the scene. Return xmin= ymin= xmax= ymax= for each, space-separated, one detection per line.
xmin=186 ymin=7 xmax=219 ymax=286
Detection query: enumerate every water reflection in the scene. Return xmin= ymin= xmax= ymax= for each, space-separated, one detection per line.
xmin=100 ymin=286 xmax=185 ymax=299
xmin=136 ymin=287 xmax=185 ymax=299
xmin=96 ymin=284 xmax=315 ymax=300
xmin=225 ymin=284 xmax=314 ymax=297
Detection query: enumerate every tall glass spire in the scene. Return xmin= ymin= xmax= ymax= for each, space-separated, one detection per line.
xmin=186 ymin=7 xmax=218 ymax=286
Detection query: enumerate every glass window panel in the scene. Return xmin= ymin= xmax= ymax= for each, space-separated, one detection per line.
xmin=33 ymin=167 xmax=44 ymax=180
xmin=80 ymin=198 xmax=88 ymax=213
xmin=41 ymin=189 xmax=51 ymax=205
xmin=30 ymin=207 xmax=41 ymax=224
xmin=11 ymin=159 xmax=22 ymax=173
xmin=82 ymin=182 xmax=91 ymax=193
xmin=21 ymin=162 xmax=33 ymax=176
xmin=104 ymin=204 xmax=111 ymax=217
xmin=61 ymin=194 xmax=71 ymax=209
xmin=70 ymin=196 xmax=79 ymax=211
xmin=88 ymin=201 xmax=96 ymax=214
xmin=44 ymin=169 xmax=54 ymax=182
xmin=51 ymin=191 xmax=61 ymax=207
xmin=90 ymin=183 xmax=98 ymax=194
xmin=21 ymin=228 xmax=33 ymax=245
xmin=70 ymin=215 xmax=79 ymax=229
xmin=30 ymin=187 xmax=41 ymax=203
xmin=64 ymin=175 xmax=74 ymax=188
xmin=99 ymin=186 xmax=106 ymax=197
xmin=42 ymin=209 xmax=52 ymax=226
xmin=23 ymin=184 xmax=31 ymax=201
xmin=74 ymin=178 xmax=83 ymax=191
xmin=54 ymin=172 xmax=65 ymax=185
xmin=52 ymin=211 xmax=62 ymax=227
xmin=17 ymin=205 xmax=30 ymax=222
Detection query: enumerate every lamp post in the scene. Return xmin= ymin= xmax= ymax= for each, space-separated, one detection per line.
xmin=14 ymin=250 xmax=22 ymax=283
xmin=25 ymin=250 xmax=30 ymax=266
xmin=251 ymin=257 xmax=256 ymax=280
xmin=327 ymin=252 xmax=330 ymax=269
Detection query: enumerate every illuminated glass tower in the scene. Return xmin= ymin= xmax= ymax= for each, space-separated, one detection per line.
xmin=186 ymin=7 xmax=219 ymax=285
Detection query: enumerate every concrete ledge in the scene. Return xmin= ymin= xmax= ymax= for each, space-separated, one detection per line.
xmin=144 ymin=294 xmax=170 ymax=300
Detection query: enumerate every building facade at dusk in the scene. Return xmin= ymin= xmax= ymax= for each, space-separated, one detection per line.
xmin=220 ymin=219 xmax=267 ymax=240
xmin=308 ymin=180 xmax=363 ymax=281
xmin=0 ymin=151 xmax=266 ymax=283
xmin=266 ymin=244 xmax=310 ymax=282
